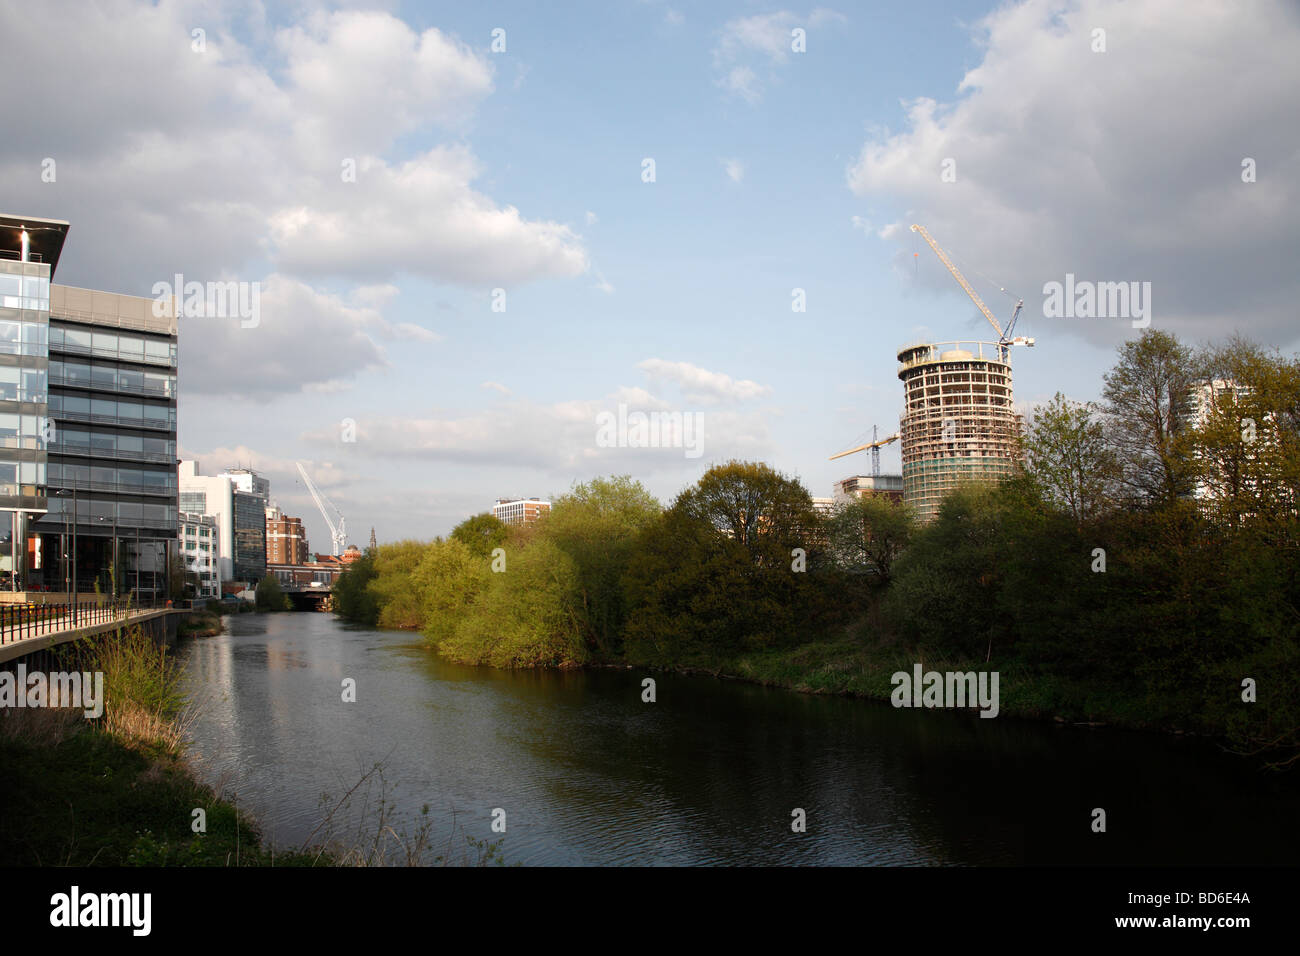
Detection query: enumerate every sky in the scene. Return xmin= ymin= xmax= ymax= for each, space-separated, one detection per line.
xmin=2 ymin=0 xmax=1297 ymax=550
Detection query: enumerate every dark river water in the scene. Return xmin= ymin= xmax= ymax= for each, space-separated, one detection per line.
xmin=176 ymin=612 xmax=1299 ymax=866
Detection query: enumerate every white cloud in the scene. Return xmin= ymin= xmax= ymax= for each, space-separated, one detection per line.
xmin=266 ymin=146 xmax=589 ymax=284
xmin=301 ymin=377 xmax=774 ymax=474
xmin=712 ymin=8 xmax=845 ymax=103
xmin=637 ymin=359 xmax=772 ymax=404
xmin=585 ymin=211 xmax=599 ymax=226
xmin=722 ymin=158 xmax=746 ymax=183
xmin=717 ymin=66 xmax=762 ymax=105
xmin=847 ymin=0 xmax=1300 ymax=346
xmin=180 ymin=274 xmax=398 ymax=398
xmin=276 ymin=10 xmax=494 ymax=157
xmin=0 ymin=3 xmax=589 ymax=297
xmin=480 ymin=381 xmax=512 ymax=395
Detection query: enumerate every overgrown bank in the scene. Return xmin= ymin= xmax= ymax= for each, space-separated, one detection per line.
xmin=0 ymin=627 xmax=322 ymax=866
xmin=333 ymin=332 xmax=1300 ymax=770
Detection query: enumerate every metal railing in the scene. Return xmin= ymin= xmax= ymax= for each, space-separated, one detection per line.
xmin=0 ymin=598 xmax=169 ymax=646
xmin=50 ymin=342 xmax=177 ymax=368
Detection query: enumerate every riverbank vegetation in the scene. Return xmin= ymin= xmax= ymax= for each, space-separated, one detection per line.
xmin=1 ymin=625 xmax=505 ymax=865
xmin=0 ymin=627 xmax=318 ymax=865
xmin=334 ymin=332 xmax=1300 ymax=768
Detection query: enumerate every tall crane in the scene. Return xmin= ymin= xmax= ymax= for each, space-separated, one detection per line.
xmin=910 ymin=224 xmax=1033 ymax=361
xmin=296 ymin=462 xmax=346 ymax=556
xmin=830 ymin=426 xmax=900 ymax=474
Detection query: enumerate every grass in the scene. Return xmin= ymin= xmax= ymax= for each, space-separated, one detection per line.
xmin=177 ymin=609 xmax=223 ymax=638
xmin=0 ymin=624 xmax=324 ymax=866
xmin=648 ymin=630 xmax=1198 ymax=733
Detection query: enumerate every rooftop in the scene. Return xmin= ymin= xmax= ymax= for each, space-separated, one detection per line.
xmin=0 ymin=213 xmax=70 ymax=278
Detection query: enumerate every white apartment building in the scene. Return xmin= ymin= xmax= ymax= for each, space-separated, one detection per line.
xmin=492 ymin=497 xmax=551 ymax=526
xmin=179 ymin=511 xmax=220 ymax=599
xmin=179 ymin=460 xmax=234 ymax=584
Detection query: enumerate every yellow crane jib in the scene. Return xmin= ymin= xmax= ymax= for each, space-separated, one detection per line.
xmin=829 ymin=432 xmax=900 ymax=461
xmin=910 ymin=224 xmax=1005 ymax=340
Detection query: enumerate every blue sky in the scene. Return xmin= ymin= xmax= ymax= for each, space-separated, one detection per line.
xmin=3 ymin=0 xmax=1296 ymax=549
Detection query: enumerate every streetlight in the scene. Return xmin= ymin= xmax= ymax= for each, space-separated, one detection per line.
xmin=52 ymin=484 xmax=77 ymax=604
xmin=97 ymin=512 xmax=117 ymax=601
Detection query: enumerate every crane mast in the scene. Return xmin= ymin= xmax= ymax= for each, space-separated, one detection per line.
xmin=910 ymin=224 xmax=1033 ymax=360
xmin=296 ymin=462 xmax=347 ymax=556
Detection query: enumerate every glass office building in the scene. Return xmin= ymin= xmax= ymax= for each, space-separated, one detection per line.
xmin=1 ymin=213 xmax=179 ymax=599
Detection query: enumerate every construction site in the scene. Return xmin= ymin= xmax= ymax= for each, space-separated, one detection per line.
xmin=831 ymin=225 xmax=1032 ymax=521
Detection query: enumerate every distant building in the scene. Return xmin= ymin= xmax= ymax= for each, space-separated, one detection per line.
xmin=1186 ymin=378 xmax=1271 ymax=504
xmin=178 ymin=512 xmax=220 ymax=599
xmin=266 ymin=504 xmax=308 ymax=565
xmin=812 ymin=496 xmax=836 ymax=516
xmin=220 ymin=467 xmax=269 ymax=502
xmin=231 ymin=490 xmax=266 ymax=584
xmin=833 ymin=474 xmax=904 ymax=503
xmin=179 ymin=461 xmax=233 ymax=584
xmin=492 ymin=497 xmax=551 ymax=527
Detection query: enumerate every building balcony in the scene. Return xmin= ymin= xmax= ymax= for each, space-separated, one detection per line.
xmin=48 ymin=441 xmax=177 ymax=465
xmin=53 ymin=409 xmax=175 ymax=431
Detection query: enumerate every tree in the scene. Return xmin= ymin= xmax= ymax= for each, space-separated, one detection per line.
xmin=368 ymin=540 xmax=433 ymax=629
xmin=437 ymin=537 xmax=588 ymax=668
xmin=1101 ymin=330 xmax=1197 ymax=506
xmin=450 ymin=513 xmax=509 ymax=558
xmin=1023 ymin=392 xmax=1118 ymax=526
xmin=827 ymin=493 xmax=914 ymax=584
xmin=166 ymin=553 xmax=192 ymax=604
xmin=1193 ymin=337 xmax=1300 ymax=529
xmin=255 ymin=573 xmax=290 ymax=611
xmin=542 ymin=476 xmax=661 ymax=657
xmin=333 ymin=551 xmax=379 ymax=625
xmin=623 ymin=462 xmax=821 ymax=662
xmin=677 ymin=460 xmax=818 ymax=564
xmin=413 ymin=538 xmax=493 ymax=647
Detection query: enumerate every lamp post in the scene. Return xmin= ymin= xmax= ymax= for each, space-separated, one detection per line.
xmin=53 ymin=487 xmax=75 ymax=599
xmin=97 ymin=512 xmax=117 ymax=601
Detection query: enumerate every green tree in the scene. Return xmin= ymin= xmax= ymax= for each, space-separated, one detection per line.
xmin=542 ymin=476 xmax=661 ymax=657
xmin=255 ymin=573 xmax=290 ymax=611
xmin=1102 ymin=330 xmax=1197 ymax=506
xmin=368 ymin=540 xmax=434 ymax=629
xmin=414 ymin=538 xmax=493 ymax=647
xmin=450 ymin=513 xmax=509 ymax=558
xmin=438 ymin=537 xmax=588 ymax=668
xmin=1023 ymin=392 xmax=1118 ymax=526
xmin=333 ymin=551 xmax=379 ymax=625
xmin=827 ymin=493 xmax=915 ymax=584
xmin=624 ymin=462 xmax=821 ymax=663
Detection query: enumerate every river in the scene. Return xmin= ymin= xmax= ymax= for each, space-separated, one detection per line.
xmin=176 ymin=612 xmax=1299 ymax=865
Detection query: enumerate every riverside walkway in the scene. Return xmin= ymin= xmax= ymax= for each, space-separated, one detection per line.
xmin=0 ymin=601 xmax=176 ymax=664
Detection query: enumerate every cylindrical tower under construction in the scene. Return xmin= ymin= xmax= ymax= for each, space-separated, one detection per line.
xmin=896 ymin=340 xmax=1022 ymax=522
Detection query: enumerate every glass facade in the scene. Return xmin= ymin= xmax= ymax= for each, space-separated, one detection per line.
xmin=29 ymin=305 xmax=178 ymax=598
xmin=232 ymin=491 xmax=266 ymax=583
xmin=0 ymin=260 xmax=50 ymax=514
